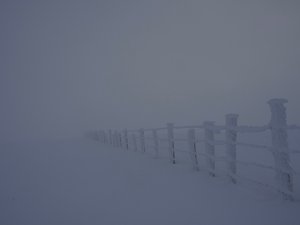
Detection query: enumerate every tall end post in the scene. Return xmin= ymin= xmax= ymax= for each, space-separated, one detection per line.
xmin=268 ymin=98 xmax=293 ymax=200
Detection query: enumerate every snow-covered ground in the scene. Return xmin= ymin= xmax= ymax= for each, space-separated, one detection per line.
xmin=0 ymin=137 xmax=299 ymax=225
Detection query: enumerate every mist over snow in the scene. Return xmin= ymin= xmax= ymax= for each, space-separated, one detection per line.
xmin=0 ymin=0 xmax=300 ymax=141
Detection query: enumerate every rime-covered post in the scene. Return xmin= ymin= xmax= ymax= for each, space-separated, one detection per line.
xmin=115 ymin=131 xmax=119 ymax=147
xmin=132 ymin=133 xmax=138 ymax=152
xmin=188 ymin=128 xmax=198 ymax=170
xmin=123 ymin=129 xmax=129 ymax=150
xmin=103 ymin=130 xmax=107 ymax=143
xmin=225 ymin=114 xmax=238 ymax=183
xmin=204 ymin=121 xmax=215 ymax=176
xmin=111 ymin=130 xmax=115 ymax=146
xmin=103 ymin=131 xmax=107 ymax=144
xmin=139 ymin=128 xmax=145 ymax=153
xmin=109 ymin=130 xmax=112 ymax=146
xmin=152 ymin=129 xmax=159 ymax=158
xmin=167 ymin=123 xmax=176 ymax=164
xmin=94 ymin=131 xmax=98 ymax=141
xmin=99 ymin=130 xmax=104 ymax=143
xmin=118 ymin=132 xmax=122 ymax=148
xmin=95 ymin=131 xmax=99 ymax=141
xmin=113 ymin=131 xmax=118 ymax=147
xmin=99 ymin=130 xmax=103 ymax=143
xmin=118 ymin=131 xmax=122 ymax=147
xmin=268 ymin=99 xmax=293 ymax=199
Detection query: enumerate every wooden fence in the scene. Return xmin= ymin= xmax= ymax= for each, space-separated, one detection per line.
xmin=88 ymin=98 xmax=300 ymax=200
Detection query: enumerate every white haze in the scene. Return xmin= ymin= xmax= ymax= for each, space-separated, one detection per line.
xmin=1 ymin=0 xmax=300 ymax=141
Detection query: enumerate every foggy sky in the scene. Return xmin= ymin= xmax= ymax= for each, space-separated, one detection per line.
xmin=1 ymin=0 xmax=300 ymax=141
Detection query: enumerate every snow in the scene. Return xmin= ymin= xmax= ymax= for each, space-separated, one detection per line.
xmin=0 ymin=138 xmax=299 ymax=225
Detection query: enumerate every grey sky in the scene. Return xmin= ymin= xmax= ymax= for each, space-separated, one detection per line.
xmin=1 ymin=0 xmax=300 ymax=141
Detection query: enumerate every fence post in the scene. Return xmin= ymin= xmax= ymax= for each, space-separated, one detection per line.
xmin=204 ymin=121 xmax=215 ymax=176
xmin=99 ymin=131 xmax=102 ymax=141
xmin=123 ymin=129 xmax=129 ymax=150
xmin=103 ymin=131 xmax=107 ymax=144
xmin=118 ymin=131 xmax=122 ymax=147
xmin=188 ymin=128 xmax=198 ymax=170
xmin=139 ymin=128 xmax=145 ymax=153
xmin=99 ymin=130 xmax=103 ymax=143
xmin=132 ymin=133 xmax=138 ymax=152
xmin=152 ymin=129 xmax=159 ymax=158
xmin=115 ymin=131 xmax=119 ymax=147
xmin=113 ymin=131 xmax=117 ymax=147
xmin=99 ymin=130 xmax=104 ymax=143
xmin=118 ymin=132 xmax=123 ymax=148
xmin=109 ymin=130 xmax=112 ymax=146
xmin=268 ymin=98 xmax=293 ymax=200
xmin=167 ymin=123 xmax=176 ymax=164
xmin=95 ymin=131 xmax=99 ymax=141
xmin=225 ymin=114 xmax=239 ymax=183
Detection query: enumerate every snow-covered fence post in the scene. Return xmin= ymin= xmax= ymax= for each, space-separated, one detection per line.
xmin=103 ymin=130 xmax=107 ymax=143
xmin=118 ymin=131 xmax=122 ymax=147
xmin=95 ymin=131 xmax=100 ymax=141
xmin=94 ymin=131 xmax=99 ymax=141
xmin=152 ymin=129 xmax=159 ymax=158
xmin=204 ymin=121 xmax=215 ymax=176
xmin=100 ymin=130 xmax=103 ymax=143
xmin=111 ymin=131 xmax=114 ymax=146
xmin=103 ymin=131 xmax=107 ymax=144
xmin=132 ymin=133 xmax=138 ymax=152
xmin=99 ymin=130 xmax=103 ymax=143
xmin=188 ymin=128 xmax=198 ymax=170
xmin=109 ymin=130 xmax=112 ymax=146
xmin=118 ymin=132 xmax=122 ymax=148
xmin=123 ymin=129 xmax=129 ymax=150
xmin=225 ymin=114 xmax=238 ymax=183
xmin=268 ymin=99 xmax=293 ymax=200
xmin=115 ymin=131 xmax=119 ymax=147
xmin=99 ymin=130 xmax=104 ymax=143
xmin=118 ymin=131 xmax=121 ymax=147
xmin=113 ymin=131 xmax=118 ymax=147
xmin=112 ymin=130 xmax=115 ymax=146
xmin=167 ymin=123 xmax=176 ymax=164
xmin=139 ymin=128 xmax=145 ymax=153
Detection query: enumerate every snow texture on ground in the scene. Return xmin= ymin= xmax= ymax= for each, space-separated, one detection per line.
xmin=0 ymin=138 xmax=299 ymax=225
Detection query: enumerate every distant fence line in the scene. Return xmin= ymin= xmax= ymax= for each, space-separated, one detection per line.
xmin=88 ymin=98 xmax=300 ymax=200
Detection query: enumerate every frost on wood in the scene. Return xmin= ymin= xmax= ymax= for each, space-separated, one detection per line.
xmin=139 ymin=128 xmax=145 ymax=153
xmin=167 ymin=123 xmax=176 ymax=164
xmin=204 ymin=121 xmax=215 ymax=176
xmin=132 ymin=133 xmax=138 ymax=152
xmin=113 ymin=131 xmax=118 ymax=147
xmin=188 ymin=128 xmax=199 ymax=171
xmin=100 ymin=130 xmax=106 ymax=143
xmin=152 ymin=129 xmax=159 ymax=158
xmin=225 ymin=114 xmax=238 ymax=183
xmin=109 ymin=130 xmax=112 ymax=145
xmin=96 ymin=98 xmax=297 ymax=201
xmin=118 ymin=132 xmax=122 ymax=148
xmin=268 ymin=99 xmax=293 ymax=198
xmin=123 ymin=129 xmax=129 ymax=150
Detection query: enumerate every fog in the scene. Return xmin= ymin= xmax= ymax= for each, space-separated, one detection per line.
xmin=1 ymin=0 xmax=300 ymax=141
